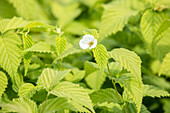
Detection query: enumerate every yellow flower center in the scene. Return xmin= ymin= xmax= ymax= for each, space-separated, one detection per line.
xmin=88 ymin=41 xmax=94 ymax=47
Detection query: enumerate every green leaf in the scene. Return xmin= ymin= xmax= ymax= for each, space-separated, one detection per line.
xmin=84 ymin=61 xmax=99 ymax=76
xmin=1 ymin=98 xmax=38 ymax=113
xmin=154 ymin=19 xmax=170 ymax=40
xmin=99 ymin=0 xmax=137 ymax=41
xmin=83 ymin=29 xmax=99 ymax=40
xmin=37 ymin=68 xmax=70 ymax=91
xmin=0 ymin=17 xmax=28 ymax=34
xmin=154 ymin=29 xmax=170 ymax=60
xmin=53 ymin=44 xmax=85 ymax=62
xmin=140 ymin=9 xmax=166 ymax=45
xmin=143 ymin=85 xmax=170 ymax=98
xmin=0 ymin=72 xmax=8 ymax=100
xmin=114 ymin=73 xmax=143 ymax=113
xmin=0 ymin=31 xmax=22 ymax=79
xmin=93 ymin=44 xmax=108 ymax=70
xmin=85 ymin=70 xmax=106 ymax=91
xmin=65 ymin=68 xmax=85 ymax=82
xmin=108 ymin=48 xmax=142 ymax=83
xmin=18 ymin=83 xmax=42 ymax=98
xmin=51 ymin=2 xmax=81 ymax=26
xmin=9 ymin=0 xmax=48 ymax=20
xmin=127 ymin=103 xmax=151 ymax=113
xmin=159 ymin=52 xmax=170 ymax=77
xmin=38 ymin=97 xmax=89 ymax=113
xmin=23 ymin=21 xmax=55 ymax=31
xmin=25 ymin=41 xmax=55 ymax=53
xmin=50 ymin=81 xmax=95 ymax=113
xmin=90 ymin=88 xmax=121 ymax=104
xmin=23 ymin=33 xmax=33 ymax=76
xmin=162 ymin=99 xmax=170 ymax=113
xmin=56 ymin=36 xmax=67 ymax=55
xmin=0 ymin=0 xmax=17 ymax=18
xmin=105 ymin=62 xmax=122 ymax=77
xmin=12 ymin=73 xmax=24 ymax=92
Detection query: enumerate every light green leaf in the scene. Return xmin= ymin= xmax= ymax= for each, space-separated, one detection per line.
xmin=93 ymin=44 xmax=108 ymax=70
xmin=85 ymin=70 xmax=106 ymax=91
xmin=12 ymin=73 xmax=24 ymax=93
xmin=38 ymin=97 xmax=89 ymax=113
xmin=84 ymin=61 xmax=99 ymax=76
xmin=65 ymin=68 xmax=85 ymax=82
xmin=56 ymin=36 xmax=67 ymax=55
xmin=105 ymin=62 xmax=122 ymax=77
xmin=0 ymin=31 xmax=22 ymax=79
xmin=154 ymin=29 xmax=170 ymax=60
xmin=53 ymin=44 xmax=85 ymax=62
xmin=23 ymin=33 xmax=33 ymax=76
xmin=159 ymin=52 xmax=170 ymax=77
xmin=25 ymin=41 xmax=55 ymax=53
xmin=18 ymin=83 xmax=42 ymax=98
xmin=50 ymin=81 xmax=95 ymax=113
xmin=0 ymin=17 xmax=28 ymax=34
xmin=154 ymin=19 xmax=170 ymax=39
xmin=1 ymin=98 xmax=38 ymax=113
xmin=0 ymin=72 xmax=8 ymax=100
xmin=51 ymin=2 xmax=81 ymax=26
xmin=23 ymin=21 xmax=55 ymax=31
xmin=114 ymin=73 xmax=143 ymax=113
xmin=143 ymin=85 xmax=170 ymax=98
xmin=108 ymin=48 xmax=142 ymax=83
xmin=9 ymin=0 xmax=48 ymax=20
xmin=83 ymin=29 xmax=99 ymax=40
xmin=0 ymin=0 xmax=17 ymax=18
xmin=127 ymin=103 xmax=150 ymax=113
xmin=99 ymin=0 xmax=137 ymax=41
xmin=90 ymin=88 xmax=121 ymax=104
xmin=37 ymin=68 xmax=70 ymax=91
xmin=140 ymin=9 xmax=166 ymax=45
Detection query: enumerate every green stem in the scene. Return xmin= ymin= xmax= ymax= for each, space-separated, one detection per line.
xmin=107 ymin=64 xmax=127 ymax=113
xmin=40 ymin=93 xmax=50 ymax=113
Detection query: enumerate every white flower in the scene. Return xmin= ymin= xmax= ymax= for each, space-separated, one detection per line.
xmin=79 ymin=35 xmax=97 ymax=49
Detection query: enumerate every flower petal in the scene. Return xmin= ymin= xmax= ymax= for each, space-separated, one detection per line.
xmin=83 ymin=35 xmax=94 ymax=42
xmin=89 ymin=39 xmax=97 ymax=49
xmin=79 ymin=39 xmax=89 ymax=49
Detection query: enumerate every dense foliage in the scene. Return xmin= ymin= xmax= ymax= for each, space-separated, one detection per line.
xmin=0 ymin=0 xmax=170 ymax=113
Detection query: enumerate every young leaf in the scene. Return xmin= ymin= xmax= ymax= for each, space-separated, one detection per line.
xmin=127 ymin=103 xmax=151 ymax=113
xmin=99 ymin=1 xmax=137 ymax=41
xmin=85 ymin=70 xmax=106 ymax=91
xmin=38 ymin=97 xmax=89 ymax=113
xmin=12 ymin=73 xmax=24 ymax=93
xmin=0 ymin=72 xmax=8 ymax=100
xmin=56 ymin=36 xmax=67 ymax=55
xmin=18 ymin=83 xmax=42 ymax=98
xmin=143 ymin=85 xmax=170 ymax=98
xmin=90 ymin=88 xmax=121 ymax=104
xmin=93 ymin=44 xmax=108 ymax=70
xmin=50 ymin=81 xmax=95 ymax=113
xmin=1 ymin=98 xmax=38 ymax=113
xmin=140 ymin=9 xmax=166 ymax=45
xmin=25 ymin=41 xmax=55 ymax=53
xmin=0 ymin=17 xmax=28 ymax=34
xmin=0 ymin=31 xmax=22 ymax=79
xmin=37 ymin=68 xmax=70 ymax=91
xmin=23 ymin=33 xmax=33 ymax=76
xmin=159 ymin=52 xmax=170 ymax=77
xmin=105 ymin=62 xmax=122 ymax=77
xmin=108 ymin=48 xmax=142 ymax=82
xmin=114 ymin=73 xmax=143 ymax=113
